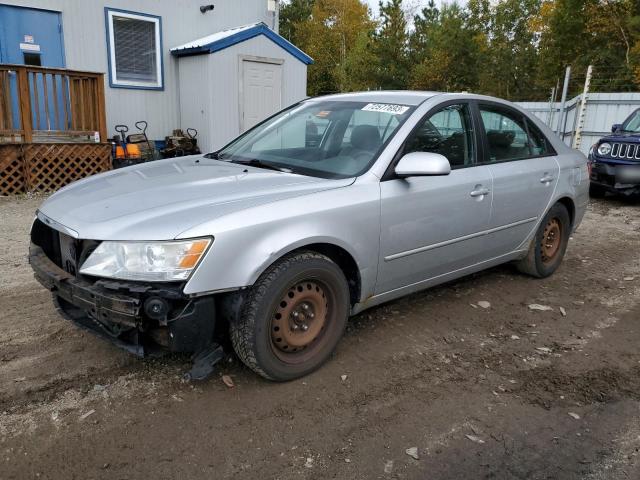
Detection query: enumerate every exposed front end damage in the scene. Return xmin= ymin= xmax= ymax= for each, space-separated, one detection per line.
xmin=29 ymin=218 xmax=228 ymax=379
xmin=589 ymin=160 xmax=640 ymax=196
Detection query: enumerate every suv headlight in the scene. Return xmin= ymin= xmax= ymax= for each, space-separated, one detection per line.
xmin=79 ymin=238 xmax=212 ymax=282
xmin=597 ymin=142 xmax=612 ymax=156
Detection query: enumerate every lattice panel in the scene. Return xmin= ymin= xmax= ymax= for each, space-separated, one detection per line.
xmin=0 ymin=145 xmax=25 ymax=195
xmin=23 ymin=143 xmax=111 ymax=193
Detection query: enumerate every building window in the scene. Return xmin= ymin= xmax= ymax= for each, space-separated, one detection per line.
xmin=105 ymin=8 xmax=163 ymax=89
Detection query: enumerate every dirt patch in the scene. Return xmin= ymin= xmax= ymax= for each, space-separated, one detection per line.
xmin=516 ymin=365 xmax=640 ymax=408
xmin=1 ymin=195 xmax=639 ymax=479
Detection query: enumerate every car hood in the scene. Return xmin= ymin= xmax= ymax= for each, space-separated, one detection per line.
xmin=600 ymin=133 xmax=640 ymax=143
xmin=38 ymin=156 xmax=354 ymax=240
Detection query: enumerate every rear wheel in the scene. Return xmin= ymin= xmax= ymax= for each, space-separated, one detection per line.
xmin=516 ymin=203 xmax=571 ymax=278
xmin=230 ymin=251 xmax=350 ymax=381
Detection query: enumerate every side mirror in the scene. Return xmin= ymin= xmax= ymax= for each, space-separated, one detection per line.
xmin=395 ymin=152 xmax=451 ymax=178
xmin=612 ymin=123 xmax=622 ymax=133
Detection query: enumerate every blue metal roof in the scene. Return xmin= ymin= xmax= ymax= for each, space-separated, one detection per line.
xmin=170 ymin=22 xmax=313 ymax=65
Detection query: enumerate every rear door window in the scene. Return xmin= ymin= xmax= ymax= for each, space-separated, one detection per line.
xmin=478 ymin=105 xmax=553 ymax=162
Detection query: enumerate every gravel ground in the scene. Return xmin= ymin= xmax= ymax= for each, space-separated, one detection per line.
xmin=1 ymin=194 xmax=639 ymax=480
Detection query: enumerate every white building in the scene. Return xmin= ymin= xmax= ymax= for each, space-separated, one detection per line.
xmin=0 ymin=0 xmax=311 ymax=151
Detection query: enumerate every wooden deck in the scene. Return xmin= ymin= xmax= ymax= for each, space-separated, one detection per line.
xmin=0 ymin=64 xmax=111 ymax=195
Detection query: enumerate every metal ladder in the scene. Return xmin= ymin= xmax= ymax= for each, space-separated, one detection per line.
xmin=572 ymin=65 xmax=593 ymax=150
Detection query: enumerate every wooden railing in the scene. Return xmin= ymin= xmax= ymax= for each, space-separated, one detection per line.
xmin=0 ymin=64 xmax=107 ymax=144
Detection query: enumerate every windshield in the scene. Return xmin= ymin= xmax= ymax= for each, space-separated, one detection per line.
xmin=622 ymin=109 xmax=640 ymax=133
xmin=216 ymin=100 xmax=415 ymax=179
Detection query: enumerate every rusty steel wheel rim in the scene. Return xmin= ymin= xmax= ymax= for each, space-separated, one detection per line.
xmin=271 ymin=280 xmax=329 ymax=358
xmin=541 ymin=217 xmax=562 ymax=264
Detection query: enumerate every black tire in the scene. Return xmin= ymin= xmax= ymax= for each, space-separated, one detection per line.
xmin=516 ymin=203 xmax=571 ymax=278
xmin=590 ymin=183 xmax=607 ymax=198
xmin=230 ymin=251 xmax=350 ymax=381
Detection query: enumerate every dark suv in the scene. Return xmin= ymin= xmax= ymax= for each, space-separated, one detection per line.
xmin=588 ymin=108 xmax=640 ymax=197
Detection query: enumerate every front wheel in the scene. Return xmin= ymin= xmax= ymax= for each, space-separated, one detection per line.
xmin=230 ymin=251 xmax=350 ymax=381
xmin=516 ymin=203 xmax=571 ymax=278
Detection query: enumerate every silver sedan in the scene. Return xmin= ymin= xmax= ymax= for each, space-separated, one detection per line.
xmin=30 ymin=91 xmax=589 ymax=380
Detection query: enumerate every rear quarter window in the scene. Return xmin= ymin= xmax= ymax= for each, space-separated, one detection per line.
xmin=525 ymin=119 xmax=555 ymax=156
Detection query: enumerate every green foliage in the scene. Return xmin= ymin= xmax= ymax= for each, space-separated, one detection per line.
xmin=410 ymin=3 xmax=483 ymax=92
xmin=536 ymin=0 xmax=593 ymax=91
xmin=279 ymin=0 xmax=315 ymax=45
xmin=372 ymin=0 xmax=410 ymax=89
xmin=341 ymin=30 xmax=380 ymax=91
xmin=283 ymin=0 xmax=374 ymax=95
xmin=482 ymin=0 xmax=541 ymax=99
xmin=279 ymin=0 xmax=640 ymax=99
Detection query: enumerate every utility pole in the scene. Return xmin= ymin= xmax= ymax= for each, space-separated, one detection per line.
xmin=556 ymin=66 xmax=571 ymax=139
xmin=572 ymin=65 xmax=593 ymax=150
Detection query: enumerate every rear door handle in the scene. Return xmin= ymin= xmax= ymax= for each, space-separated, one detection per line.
xmin=470 ymin=187 xmax=490 ymax=197
xmin=540 ymin=174 xmax=555 ymax=184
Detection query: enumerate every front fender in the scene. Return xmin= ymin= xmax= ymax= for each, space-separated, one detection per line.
xmin=244 ymin=234 xmax=369 ymax=287
xmin=181 ymin=182 xmax=381 ymax=299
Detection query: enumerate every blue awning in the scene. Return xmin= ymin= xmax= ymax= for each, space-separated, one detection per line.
xmin=170 ymin=22 xmax=313 ymax=65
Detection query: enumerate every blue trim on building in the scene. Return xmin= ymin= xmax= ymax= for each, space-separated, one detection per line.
xmin=171 ymin=22 xmax=313 ymax=65
xmin=104 ymin=7 xmax=164 ymax=91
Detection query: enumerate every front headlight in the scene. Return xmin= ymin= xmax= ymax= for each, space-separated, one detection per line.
xmin=597 ymin=142 xmax=612 ymax=156
xmin=79 ymin=238 xmax=212 ymax=282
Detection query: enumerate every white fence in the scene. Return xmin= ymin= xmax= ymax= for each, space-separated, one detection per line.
xmin=517 ymin=92 xmax=640 ymax=155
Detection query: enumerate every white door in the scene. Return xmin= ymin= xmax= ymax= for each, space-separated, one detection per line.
xmin=241 ymin=60 xmax=282 ymax=132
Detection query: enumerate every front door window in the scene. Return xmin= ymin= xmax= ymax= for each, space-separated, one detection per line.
xmin=404 ymin=103 xmax=475 ymax=168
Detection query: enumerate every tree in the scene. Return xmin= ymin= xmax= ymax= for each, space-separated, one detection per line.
xmin=279 ymin=0 xmax=315 ymax=45
xmin=585 ymin=0 xmax=638 ymax=91
xmin=280 ymin=0 xmax=640 ymax=100
xmin=410 ymin=3 xmax=483 ymax=92
xmin=372 ymin=0 xmax=410 ymax=89
xmin=534 ymin=0 xmax=640 ymax=95
xmin=409 ymin=0 xmax=439 ymax=64
xmin=487 ymin=0 xmax=541 ymax=99
xmin=465 ymin=0 xmax=492 ymax=94
xmin=341 ymin=30 xmax=380 ymax=91
xmin=535 ymin=0 xmax=593 ymax=91
xmin=294 ymin=0 xmax=375 ymax=95
xmin=631 ymin=0 xmax=640 ymax=85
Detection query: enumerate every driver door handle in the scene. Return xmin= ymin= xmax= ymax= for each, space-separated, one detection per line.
xmin=470 ymin=187 xmax=490 ymax=197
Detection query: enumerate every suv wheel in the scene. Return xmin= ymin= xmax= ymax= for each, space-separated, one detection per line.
xmin=516 ymin=203 xmax=571 ymax=278
xmin=230 ymin=251 xmax=350 ymax=381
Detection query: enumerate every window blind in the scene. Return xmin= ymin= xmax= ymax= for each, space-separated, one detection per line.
xmin=112 ymin=15 xmax=157 ymax=83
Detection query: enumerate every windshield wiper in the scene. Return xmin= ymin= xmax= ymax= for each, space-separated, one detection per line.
xmin=231 ymin=158 xmax=292 ymax=173
xmin=204 ymin=151 xmax=223 ymax=159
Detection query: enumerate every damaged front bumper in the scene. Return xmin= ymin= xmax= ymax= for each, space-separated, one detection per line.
xmin=590 ymin=161 xmax=640 ymax=195
xmin=29 ymin=243 xmax=217 ymax=357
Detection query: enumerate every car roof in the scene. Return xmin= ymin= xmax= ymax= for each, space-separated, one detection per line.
xmin=307 ymin=90 xmax=441 ymax=106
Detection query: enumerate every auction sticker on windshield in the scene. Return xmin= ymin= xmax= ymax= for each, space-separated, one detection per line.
xmin=362 ymin=103 xmax=410 ymax=115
